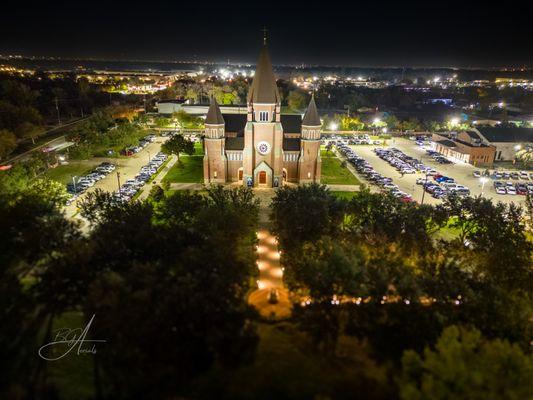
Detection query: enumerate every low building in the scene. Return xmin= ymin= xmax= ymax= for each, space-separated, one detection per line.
xmin=432 ymin=131 xmax=496 ymax=167
xmin=474 ymin=127 xmax=533 ymax=161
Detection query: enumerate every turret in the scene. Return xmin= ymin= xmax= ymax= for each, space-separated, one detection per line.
xmin=301 ymin=94 xmax=321 ymax=140
xmin=203 ymin=97 xmax=227 ymax=183
xmin=298 ymin=94 xmax=322 ymax=183
xmin=205 ymin=97 xmax=225 ymax=138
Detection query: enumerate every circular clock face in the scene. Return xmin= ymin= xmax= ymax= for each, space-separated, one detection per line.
xmin=257 ymin=141 xmax=271 ymax=155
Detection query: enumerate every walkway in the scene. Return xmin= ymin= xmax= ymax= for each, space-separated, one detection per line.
xmin=248 ymin=189 xmax=292 ymax=320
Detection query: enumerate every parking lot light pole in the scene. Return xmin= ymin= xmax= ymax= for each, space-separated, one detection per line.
xmin=148 ymin=150 xmax=151 ymax=163
xmin=479 ymin=177 xmax=488 ymax=196
xmin=72 ymin=175 xmax=77 ymax=193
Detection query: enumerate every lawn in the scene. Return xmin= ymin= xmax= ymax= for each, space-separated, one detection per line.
xmin=162 ymin=155 xmax=203 ymax=183
xmin=46 ymin=160 xmax=101 ymax=184
xmin=321 ymin=153 xmax=360 ymax=185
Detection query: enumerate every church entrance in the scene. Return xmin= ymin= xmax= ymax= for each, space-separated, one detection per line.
xmin=259 ymin=171 xmax=267 ymax=184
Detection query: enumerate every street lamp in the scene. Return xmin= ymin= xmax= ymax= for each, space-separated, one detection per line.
xmin=514 ymin=144 xmax=522 ymax=151
xmin=420 ymin=173 xmax=430 ymax=205
xmin=148 ymin=150 xmax=151 ymax=163
xmin=72 ymin=175 xmax=78 ymax=193
xmin=329 ymin=122 xmax=338 ymax=131
xmin=479 ymin=177 xmax=488 ymax=196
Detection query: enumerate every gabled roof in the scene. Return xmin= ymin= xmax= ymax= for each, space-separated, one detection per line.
xmin=247 ymin=45 xmax=281 ymax=104
xmin=476 ymin=127 xmax=533 ymax=143
xmin=205 ymin=97 xmax=224 ymax=125
xmin=222 ymin=114 xmax=247 ymax=134
xmin=302 ymin=95 xmax=321 ymax=126
xmin=280 ymin=114 xmax=302 ymax=134
xmin=225 ymin=137 xmax=244 ymax=150
xmin=283 ymin=138 xmax=301 ymax=151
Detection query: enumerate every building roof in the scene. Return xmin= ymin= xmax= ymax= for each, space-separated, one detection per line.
xmin=436 ymin=139 xmax=457 ymax=148
xmin=280 ymin=114 xmax=302 ymax=133
xmin=247 ymin=45 xmax=281 ymax=104
xmin=283 ymin=138 xmax=301 ymax=151
xmin=477 ymin=127 xmax=533 ymax=143
xmin=465 ymin=130 xmax=482 ymax=139
xmin=302 ymin=95 xmax=321 ymax=126
xmin=222 ymin=114 xmax=247 ymax=134
xmin=225 ymin=137 xmax=244 ymax=150
xmin=205 ymin=97 xmax=225 ymax=125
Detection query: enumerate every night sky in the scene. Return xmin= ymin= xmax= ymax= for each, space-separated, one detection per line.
xmin=1 ymin=0 xmax=532 ymax=67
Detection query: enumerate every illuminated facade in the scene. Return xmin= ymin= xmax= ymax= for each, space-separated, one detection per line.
xmin=203 ymin=44 xmax=321 ymax=187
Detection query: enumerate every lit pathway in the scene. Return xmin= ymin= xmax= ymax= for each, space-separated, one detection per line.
xmin=248 ymin=189 xmax=292 ymax=320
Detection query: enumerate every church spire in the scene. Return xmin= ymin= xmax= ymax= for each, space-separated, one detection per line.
xmin=205 ymin=96 xmax=224 ymax=125
xmin=247 ymin=43 xmax=280 ymax=104
xmin=302 ymin=94 xmax=321 ymax=126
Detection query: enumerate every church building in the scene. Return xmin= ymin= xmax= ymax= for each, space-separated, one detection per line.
xmin=203 ymin=43 xmax=321 ymax=187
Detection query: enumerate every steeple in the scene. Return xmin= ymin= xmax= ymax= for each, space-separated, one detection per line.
xmin=205 ymin=96 xmax=225 ymax=125
xmin=247 ymin=45 xmax=281 ymax=104
xmin=302 ymin=94 xmax=321 ymax=126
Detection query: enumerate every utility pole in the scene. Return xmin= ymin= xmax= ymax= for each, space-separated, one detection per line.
xmin=420 ymin=173 xmax=429 ymax=205
xmin=116 ymin=171 xmax=121 ymax=194
xmin=55 ymin=97 xmax=61 ymax=125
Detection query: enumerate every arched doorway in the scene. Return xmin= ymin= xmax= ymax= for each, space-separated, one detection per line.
xmin=238 ymin=168 xmax=243 ymax=182
xmin=259 ymin=171 xmax=267 ymax=184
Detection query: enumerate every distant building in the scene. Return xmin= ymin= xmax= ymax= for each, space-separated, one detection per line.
xmin=431 ymin=126 xmax=533 ymax=166
xmin=432 ymin=130 xmax=496 ymax=167
xmin=474 ymin=127 xmax=533 ymax=161
xmin=203 ymin=44 xmax=321 ymax=187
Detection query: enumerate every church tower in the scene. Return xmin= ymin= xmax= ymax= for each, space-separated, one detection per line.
xmin=242 ymin=40 xmax=284 ymax=187
xmin=299 ymin=94 xmax=322 ymax=183
xmin=203 ymin=97 xmax=227 ymax=183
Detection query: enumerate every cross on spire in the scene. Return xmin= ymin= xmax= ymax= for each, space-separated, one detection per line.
xmin=262 ymin=27 xmax=268 ymax=45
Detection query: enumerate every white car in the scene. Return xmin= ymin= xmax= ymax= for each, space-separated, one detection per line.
xmin=506 ymin=186 xmax=517 ymax=195
xmin=495 ymin=186 xmax=506 ymax=194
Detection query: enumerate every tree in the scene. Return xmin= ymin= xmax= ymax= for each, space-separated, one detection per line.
xmin=399 ymin=325 xmax=533 ymax=400
xmin=16 ymin=121 xmax=42 ymax=144
xmin=287 ymin=90 xmax=308 ymax=111
xmin=161 ymin=134 xmax=195 ymax=162
xmin=0 ymin=129 xmax=17 ymax=160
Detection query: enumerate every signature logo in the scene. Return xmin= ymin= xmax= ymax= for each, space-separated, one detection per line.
xmin=38 ymin=314 xmax=106 ymax=361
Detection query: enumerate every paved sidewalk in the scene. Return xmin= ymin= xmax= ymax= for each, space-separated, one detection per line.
xmin=169 ymin=183 xmax=204 ymax=190
xmin=326 ymin=184 xmax=360 ymax=191
xmin=248 ymin=189 xmax=292 ymax=320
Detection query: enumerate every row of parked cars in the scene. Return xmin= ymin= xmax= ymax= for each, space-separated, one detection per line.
xmin=374 ymin=147 xmax=435 ymax=175
xmin=416 ymin=174 xmax=470 ymax=199
xmin=322 ymin=134 xmax=383 ymax=146
xmin=66 ymin=162 xmax=117 ymax=204
xmin=426 ymin=149 xmax=453 ymax=164
xmin=122 ymin=134 xmax=157 ymax=156
xmin=473 ymin=170 xmax=532 ymax=181
xmin=493 ymin=181 xmax=533 ymax=195
xmin=336 ymin=144 xmax=414 ymax=202
xmin=113 ymin=152 xmax=168 ymax=202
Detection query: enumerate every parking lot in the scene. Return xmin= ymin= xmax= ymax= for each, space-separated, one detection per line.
xmin=64 ymin=136 xmax=168 ymax=218
xmin=344 ymin=138 xmax=528 ymax=206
